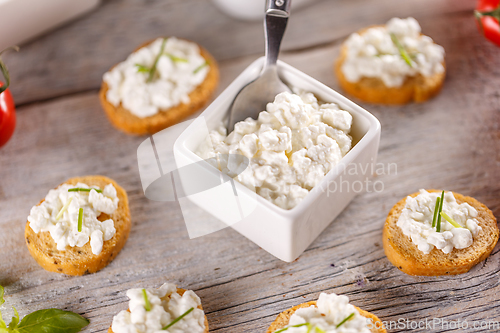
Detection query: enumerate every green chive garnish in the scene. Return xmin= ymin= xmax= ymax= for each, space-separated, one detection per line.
xmin=163 ymin=307 xmax=194 ymax=330
xmin=136 ymin=64 xmax=150 ymax=73
xmin=431 ymin=197 xmax=440 ymax=228
xmin=142 ymin=289 xmax=151 ymax=311
xmin=148 ymin=38 xmax=168 ymax=83
xmin=390 ymin=33 xmax=413 ymax=67
xmin=436 ymin=190 xmax=445 ymax=232
xmin=68 ymin=188 xmax=102 ymax=193
xmin=193 ymin=60 xmax=209 ymax=74
xmin=273 ymin=323 xmax=310 ymax=333
xmin=55 ymin=197 xmax=73 ymax=220
xmin=77 ymin=208 xmax=83 ymax=232
xmin=336 ymin=313 xmax=355 ymax=328
xmin=315 ymin=327 xmax=326 ymax=333
xmin=440 ymin=212 xmax=463 ymax=228
xmin=167 ymin=54 xmax=188 ymax=63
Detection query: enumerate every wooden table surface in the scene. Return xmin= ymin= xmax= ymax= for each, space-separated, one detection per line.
xmin=1 ymin=1 xmax=499 ymax=332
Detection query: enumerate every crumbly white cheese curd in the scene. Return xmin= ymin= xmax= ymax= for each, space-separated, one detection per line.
xmin=397 ymin=189 xmax=482 ymax=254
xmin=285 ymin=293 xmax=371 ymax=333
xmin=103 ymin=37 xmax=209 ymax=118
xmin=111 ymin=283 xmax=205 ymax=333
xmin=27 ymin=182 xmax=118 ymax=255
xmin=196 ymin=91 xmax=353 ymax=210
xmin=341 ymin=17 xmax=445 ymax=87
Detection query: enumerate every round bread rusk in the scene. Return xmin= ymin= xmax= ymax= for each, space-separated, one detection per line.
xmin=334 ymin=26 xmax=445 ymax=105
xmin=383 ymin=190 xmax=499 ymax=276
xmin=108 ymin=288 xmax=209 ymax=333
xmin=100 ymin=38 xmax=219 ymax=135
xmin=25 ymin=175 xmax=131 ymax=276
xmin=267 ymin=301 xmax=386 ymax=333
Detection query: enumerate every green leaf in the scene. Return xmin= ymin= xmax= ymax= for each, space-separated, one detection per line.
xmin=336 ymin=313 xmax=355 ymax=328
xmin=148 ymin=38 xmax=168 ymax=83
xmin=436 ymin=190 xmax=445 ymax=232
xmin=166 ymin=54 xmax=188 ymax=63
xmin=390 ymin=33 xmax=413 ymax=67
xmin=16 ymin=309 xmax=89 ymax=333
xmin=0 ymin=286 xmax=5 ymax=307
xmin=273 ymin=323 xmax=310 ymax=333
xmin=0 ymin=46 xmax=19 ymax=94
xmin=431 ymin=197 xmax=440 ymax=228
xmin=193 ymin=61 xmax=209 ymax=74
xmin=135 ymin=64 xmax=150 ymax=73
xmin=440 ymin=212 xmax=463 ymax=229
xmin=162 ymin=307 xmax=193 ymax=330
xmin=8 ymin=307 xmax=19 ymax=330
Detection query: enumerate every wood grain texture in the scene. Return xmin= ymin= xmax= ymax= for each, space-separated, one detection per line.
xmin=1 ymin=3 xmax=500 ymax=333
xmin=4 ymin=0 xmax=474 ymax=105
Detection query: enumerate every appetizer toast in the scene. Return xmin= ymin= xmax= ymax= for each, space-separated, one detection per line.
xmin=25 ymin=175 xmax=130 ymax=276
xmin=100 ymin=39 xmax=219 ymax=135
xmin=383 ymin=190 xmax=499 ymax=275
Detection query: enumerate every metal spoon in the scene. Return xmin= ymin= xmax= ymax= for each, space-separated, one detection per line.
xmin=227 ymin=0 xmax=291 ymax=133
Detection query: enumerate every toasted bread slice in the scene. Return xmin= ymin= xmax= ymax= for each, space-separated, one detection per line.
xmin=267 ymin=301 xmax=386 ymax=333
xmin=100 ymin=39 xmax=219 ymax=135
xmin=25 ymin=175 xmax=130 ymax=276
xmin=383 ymin=190 xmax=499 ymax=276
xmin=108 ymin=288 xmax=209 ymax=333
xmin=334 ymin=26 xmax=445 ymax=105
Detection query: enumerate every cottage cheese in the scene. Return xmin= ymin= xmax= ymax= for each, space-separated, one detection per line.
xmin=103 ymin=37 xmax=209 ymax=118
xmin=196 ymin=91 xmax=353 ymax=210
xmin=111 ymin=283 xmax=206 ymax=333
xmin=341 ymin=17 xmax=445 ymax=87
xmin=284 ymin=293 xmax=371 ymax=333
xmin=397 ymin=189 xmax=482 ymax=254
xmin=27 ymin=182 xmax=118 ymax=255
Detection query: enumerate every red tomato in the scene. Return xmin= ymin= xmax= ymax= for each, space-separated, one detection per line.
xmin=475 ymin=0 xmax=500 ymax=46
xmin=0 ymin=82 xmax=15 ymax=148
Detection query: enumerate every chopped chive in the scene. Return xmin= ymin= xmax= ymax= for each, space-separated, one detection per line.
xmin=436 ymin=190 xmax=445 ymax=232
xmin=273 ymin=323 xmax=310 ymax=333
xmin=336 ymin=313 xmax=355 ymax=328
xmin=55 ymin=197 xmax=73 ymax=220
xmin=68 ymin=188 xmax=102 ymax=193
xmin=167 ymin=54 xmax=188 ymax=63
xmin=77 ymin=208 xmax=83 ymax=232
xmin=390 ymin=33 xmax=413 ymax=67
xmin=142 ymin=289 xmax=151 ymax=311
xmin=148 ymin=38 xmax=168 ymax=83
xmin=315 ymin=327 xmax=326 ymax=333
xmin=193 ymin=60 xmax=209 ymax=74
xmin=431 ymin=197 xmax=441 ymax=228
xmin=136 ymin=64 xmax=151 ymax=73
xmin=440 ymin=212 xmax=463 ymax=228
xmin=163 ymin=307 xmax=194 ymax=330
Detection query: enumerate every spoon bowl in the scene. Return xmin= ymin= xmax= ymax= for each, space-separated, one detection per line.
xmin=227 ymin=0 xmax=291 ymax=132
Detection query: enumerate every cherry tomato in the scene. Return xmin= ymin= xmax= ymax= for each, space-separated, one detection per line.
xmin=475 ymin=0 xmax=500 ymax=46
xmin=0 ymin=82 xmax=15 ymax=148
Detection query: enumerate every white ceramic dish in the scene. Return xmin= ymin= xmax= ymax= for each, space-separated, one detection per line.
xmin=0 ymin=0 xmax=100 ymax=51
xmin=174 ymin=57 xmax=381 ymax=262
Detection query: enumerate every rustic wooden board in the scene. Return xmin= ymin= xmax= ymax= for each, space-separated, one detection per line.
xmin=3 ymin=0 xmax=475 ymax=105
xmin=1 ymin=4 xmax=500 ymax=333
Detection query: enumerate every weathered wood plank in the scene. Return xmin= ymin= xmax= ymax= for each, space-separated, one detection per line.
xmin=1 ymin=11 xmax=500 ymax=333
xmin=4 ymin=0 xmax=475 ymax=105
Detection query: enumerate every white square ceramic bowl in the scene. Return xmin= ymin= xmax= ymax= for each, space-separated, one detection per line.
xmin=174 ymin=57 xmax=381 ymax=262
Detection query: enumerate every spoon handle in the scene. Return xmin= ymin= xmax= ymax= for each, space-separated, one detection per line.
xmin=264 ymin=0 xmax=291 ymax=69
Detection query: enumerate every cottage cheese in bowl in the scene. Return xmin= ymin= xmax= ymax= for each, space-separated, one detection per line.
xmin=196 ymin=91 xmax=353 ymax=210
xmin=103 ymin=37 xmax=210 ymax=118
xmin=111 ymin=283 xmax=206 ymax=333
xmin=397 ymin=189 xmax=482 ymax=254
xmin=341 ymin=17 xmax=445 ymax=87
xmin=27 ymin=182 xmax=119 ymax=255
